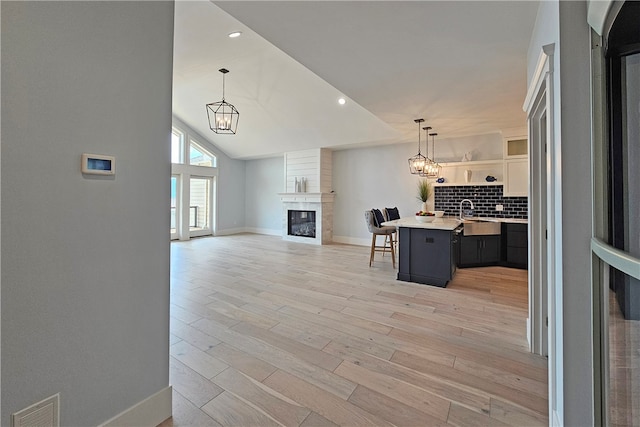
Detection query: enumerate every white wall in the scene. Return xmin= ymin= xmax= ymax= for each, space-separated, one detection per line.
xmin=527 ymin=1 xmax=595 ymax=425
xmin=245 ymin=156 xmax=283 ymax=235
xmin=1 ymin=2 xmax=173 ymax=425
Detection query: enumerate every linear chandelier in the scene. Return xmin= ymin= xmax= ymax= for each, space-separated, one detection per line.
xmin=206 ymin=68 xmax=239 ymax=134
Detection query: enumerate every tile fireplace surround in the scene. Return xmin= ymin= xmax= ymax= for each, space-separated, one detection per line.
xmin=278 ymin=193 xmax=335 ymax=245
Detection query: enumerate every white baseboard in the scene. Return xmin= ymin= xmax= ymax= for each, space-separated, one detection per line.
xmin=215 ymin=227 xmax=246 ymax=236
xmin=332 ymin=235 xmax=370 ymax=247
xmin=99 ymin=386 xmax=172 ymax=427
xmin=244 ymin=227 xmax=281 ymax=236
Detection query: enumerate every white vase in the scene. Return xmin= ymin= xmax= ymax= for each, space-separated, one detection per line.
xmin=421 ymin=202 xmax=429 ymax=212
xmin=464 ymin=169 xmax=472 ymax=183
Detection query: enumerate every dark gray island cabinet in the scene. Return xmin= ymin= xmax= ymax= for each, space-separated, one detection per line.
xmin=396 ymin=219 xmax=462 ymax=287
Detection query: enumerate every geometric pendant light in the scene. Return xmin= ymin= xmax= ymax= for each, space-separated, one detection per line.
xmin=206 ymin=68 xmax=239 ymax=134
xmin=424 ymin=130 xmax=441 ymax=178
xmin=408 ymin=118 xmax=427 ymax=175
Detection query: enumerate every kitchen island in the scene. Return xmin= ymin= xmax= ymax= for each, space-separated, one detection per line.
xmin=383 ymin=217 xmax=462 ymax=287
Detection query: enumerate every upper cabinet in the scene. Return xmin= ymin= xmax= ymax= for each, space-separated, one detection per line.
xmin=504 ymin=136 xmax=528 ymax=158
xmin=503 ymin=136 xmax=529 ymax=197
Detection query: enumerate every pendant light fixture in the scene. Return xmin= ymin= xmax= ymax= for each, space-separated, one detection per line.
xmin=206 ymin=68 xmax=239 ymax=134
xmin=421 ymin=126 xmax=433 ymax=177
xmin=408 ymin=118 xmax=427 ymax=175
xmin=424 ymin=131 xmax=441 ymax=178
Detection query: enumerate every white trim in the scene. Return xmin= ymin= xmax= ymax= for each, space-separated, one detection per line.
xmin=592 ymin=237 xmax=640 ymax=280
xmin=332 ymin=235 xmax=369 ymax=247
xmin=214 ymin=227 xmax=247 ymax=236
xmin=244 ymin=227 xmax=281 ymax=236
xmin=99 ymin=386 xmax=172 ymax=427
xmin=524 ymin=44 xmax=555 ymax=113
xmin=524 ymin=42 xmax=559 ymax=424
xmin=587 ymin=0 xmax=614 ymax=35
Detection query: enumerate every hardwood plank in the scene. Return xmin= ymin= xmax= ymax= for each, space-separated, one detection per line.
xmin=170 ymin=317 xmax=221 ymax=352
xmin=454 ymin=357 xmax=547 ymax=398
xmin=192 ymin=317 xmax=357 ymax=399
xmin=334 ymin=360 xmax=451 ymax=421
xmin=158 ymin=389 xmax=222 ymax=427
xmin=347 ymin=384 xmax=447 ymax=426
xmin=489 ymin=397 xmax=548 ymax=426
xmin=279 ymin=305 xmax=456 ymax=367
xmin=206 ymin=342 xmax=277 ymax=382
xmin=447 ymin=403 xmax=510 ymax=427
xmin=231 ymin=321 xmax=343 ymax=371
xmin=391 ymin=351 xmax=548 ymax=417
xmin=170 ymin=340 xmax=228 ymax=380
xmin=169 ymin=357 xmax=224 ymax=407
xmin=212 ymin=367 xmax=311 ymax=426
xmin=299 ymin=412 xmax=339 ymax=427
xmin=201 ymin=391 xmax=280 ymax=427
xmin=325 ymin=341 xmax=490 ymax=415
xmin=263 ymin=369 xmax=394 ymax=427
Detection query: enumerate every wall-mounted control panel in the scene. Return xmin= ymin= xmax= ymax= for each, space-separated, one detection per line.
xmin=81 ymin=153 xmax=115 ymax=175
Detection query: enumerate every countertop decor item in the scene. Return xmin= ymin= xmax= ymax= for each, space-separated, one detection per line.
xmin=206 ymin=68 xmax=239 ymax=134
xmin=416 ymin=179 xmax=433 ymax=212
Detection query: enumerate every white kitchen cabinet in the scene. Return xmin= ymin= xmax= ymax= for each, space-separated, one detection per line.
xmin=503 ymin=136 xmax=529 ymax=197
xmin=504 ymin=158 xmax=528 ymax=196
xmin=504 ymin=136 xmax=528 ymax=158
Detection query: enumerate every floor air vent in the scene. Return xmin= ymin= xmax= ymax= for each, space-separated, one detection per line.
xmin=12 ymin=393 xmax=59 ymax=427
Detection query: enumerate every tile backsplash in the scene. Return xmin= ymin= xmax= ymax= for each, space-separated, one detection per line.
xmin=434 ymin=185 xmax=528 ymax=219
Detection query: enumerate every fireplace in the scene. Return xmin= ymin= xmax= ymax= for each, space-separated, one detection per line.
xmin=288 ymin=210 xmax=316 ymax=238
xmin=278 ymin=193 xmax=334 ymax=245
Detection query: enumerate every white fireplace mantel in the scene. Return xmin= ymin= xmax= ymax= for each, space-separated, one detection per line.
xmin=278 ymin=192 xmax=335 ymax=245
xmin=277 ymin=192 xmax=335 ymax=203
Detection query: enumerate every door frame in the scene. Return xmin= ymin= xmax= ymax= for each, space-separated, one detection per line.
xmin=523 ymin=43 xmax=559 ymax=423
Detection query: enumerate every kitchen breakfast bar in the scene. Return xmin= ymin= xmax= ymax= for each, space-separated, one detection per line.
xmin=383 ymin=217 xmax=463 ymax=287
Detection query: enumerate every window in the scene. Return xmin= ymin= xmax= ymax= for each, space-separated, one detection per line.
xmin=170 ymin=123 xmax=218 ymax=240
xmin=189 ymin=139 xmax=217 ymax=167
xmin=171 ymin=128 xmax=184 ymax=164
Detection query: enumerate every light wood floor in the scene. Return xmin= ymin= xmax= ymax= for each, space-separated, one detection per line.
xmin=160 ymin=233 xmax=548 ymax=427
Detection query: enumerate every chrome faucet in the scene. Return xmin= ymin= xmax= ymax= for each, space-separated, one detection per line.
xmin=459 ymin=199 xmax=474 ymax=220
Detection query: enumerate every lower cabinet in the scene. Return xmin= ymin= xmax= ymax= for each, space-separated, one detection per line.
xmin=503 ymin=223 xmax=528 ymax=269
xmin=398 ymin=227 xmax=457 ymax=287
xmin=458 ymin=235 xmax=501 ymax=267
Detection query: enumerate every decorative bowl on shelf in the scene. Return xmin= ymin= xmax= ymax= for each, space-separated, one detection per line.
xmin=436 ymin=177 xmax=445 ymax=183
xmin=415 ymin=215 xmax=435 ymax=223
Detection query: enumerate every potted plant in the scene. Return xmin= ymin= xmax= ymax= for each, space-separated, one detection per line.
xmin=416 ymin=179 xmax=432 ymax=213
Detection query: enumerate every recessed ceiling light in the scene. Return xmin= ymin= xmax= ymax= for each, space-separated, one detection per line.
xmin=338 ymin=97 xmax=346 ymax=105
xmin=228 ymin=31 xmax=242 ymax=38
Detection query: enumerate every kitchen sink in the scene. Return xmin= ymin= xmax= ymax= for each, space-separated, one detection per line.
xmin=462 ymin=220 xmax=502 ymax=236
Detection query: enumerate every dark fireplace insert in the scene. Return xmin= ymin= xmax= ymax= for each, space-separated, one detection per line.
xmin=288 ymin=210 xmax=316 ymax=238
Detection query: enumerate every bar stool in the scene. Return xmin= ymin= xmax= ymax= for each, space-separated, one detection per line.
xmin=364 ymin=210 xmax=396 ymax=268
xmin=384 ymin=207 xmax=400 ymax=252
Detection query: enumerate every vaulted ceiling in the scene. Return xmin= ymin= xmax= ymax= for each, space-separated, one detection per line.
xmin=172 ymin=1 xmax=539 ymax=160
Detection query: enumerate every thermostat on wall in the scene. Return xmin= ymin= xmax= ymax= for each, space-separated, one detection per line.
xmin=81 ymin=153 xmax=115 ymax=175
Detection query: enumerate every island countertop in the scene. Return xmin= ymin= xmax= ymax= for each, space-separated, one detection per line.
xmin=382 ymin=217 xmax=462 ymax=231
xmin=383 ymin=216 xmax=528 ymax=231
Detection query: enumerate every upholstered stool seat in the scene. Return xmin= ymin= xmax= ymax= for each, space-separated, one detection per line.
xmin=365 ymin=210 xmax=396 ymax=268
